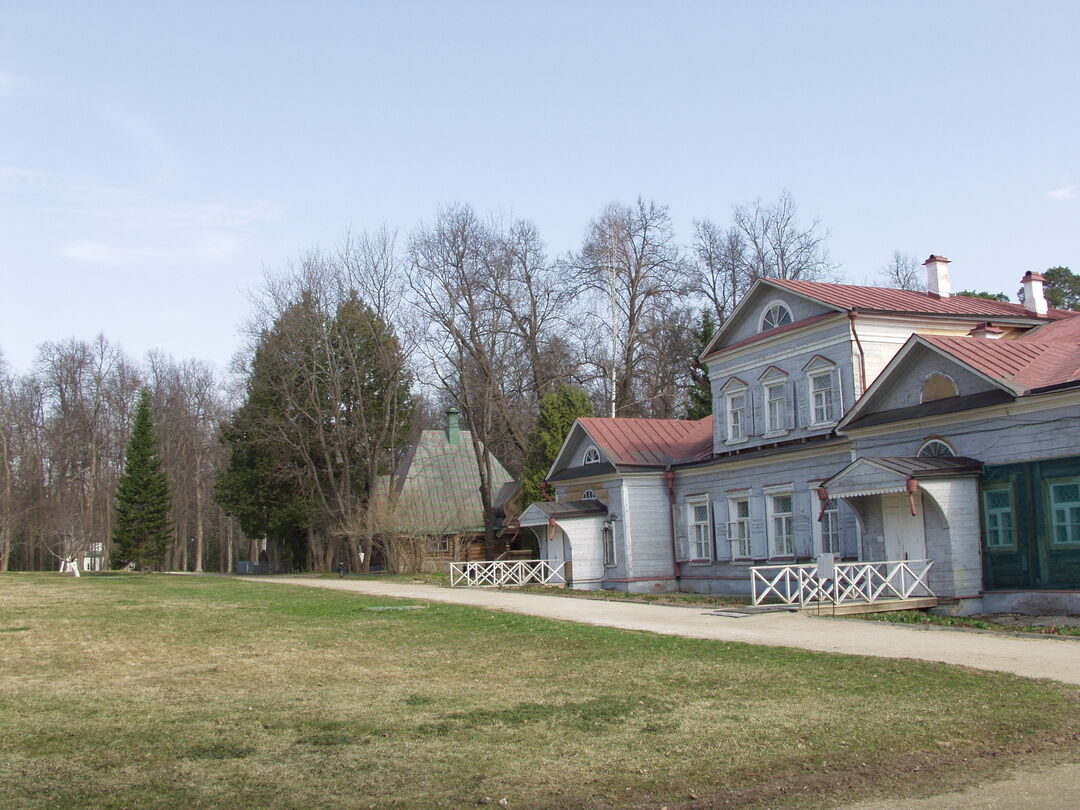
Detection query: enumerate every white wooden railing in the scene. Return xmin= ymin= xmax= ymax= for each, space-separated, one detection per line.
xmin=449 ymin=559 xmax=567 ymax=588
xmin=750 ymin=559 xmax=934 ymax=607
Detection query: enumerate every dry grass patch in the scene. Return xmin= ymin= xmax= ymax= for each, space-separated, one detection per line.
xmin=1 ymin=573 xmax=1078 ymax=809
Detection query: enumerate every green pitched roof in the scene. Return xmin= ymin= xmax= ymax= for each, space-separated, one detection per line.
xmin=384 ymin=427 xmax=512 ymax=535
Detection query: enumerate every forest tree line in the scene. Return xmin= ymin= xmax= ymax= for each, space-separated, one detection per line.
xmin=5 ymin=193 xmax=1072 ymax=572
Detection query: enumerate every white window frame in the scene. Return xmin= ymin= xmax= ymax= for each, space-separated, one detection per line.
xmin=758 ymin=300 xmax=794 ymax=332
xmin=1047 ymin=477 xmax=1080 ymax=547
xmin=808 ymin=370 xmax=837 ymax=426
xmin=686 ymin=497 xmax=713 ymax=562
xmin=582 ymin=445 xmax=602 ymax=465
xmin=764 ymin=381 xmax=788 ymax=436
xmin=818 ymin=497 xmax=840 ymax=555
xmin=766 ymin=489 xmax=795 ymax=559
xmin=982 ymin=485 xmax=1015 ymax=550
xmin=580 ymin=489 xmax=597 ymax=500
xmin=725 ymin=387 xmax=748 ymax=445
xmin=602 ymin=524 xmax=617 ymax=567
xmin=918 ymin=438 xmax=955 ymax=458
xmin=727 ymin=496 xmax=751 ymax=560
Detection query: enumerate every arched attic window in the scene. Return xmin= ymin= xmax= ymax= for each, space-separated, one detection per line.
xmin=921 ymin=373 xmax=959 ymax=403
xmin=759 ymin=301 xmax=793 ymax=332
xmin=581 ymin=489 xmax=597 ymax=500
xmin=918 ymin=438 xmax=955 ymax=458
xmin=583 ymin=445 xmax=602 ymax=465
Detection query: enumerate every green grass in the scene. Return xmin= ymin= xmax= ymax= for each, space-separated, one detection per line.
xmin=854 ymin=610 xmax=1080 ymax=637
xmin=2 ymin=573 xmax=1079 ymax=809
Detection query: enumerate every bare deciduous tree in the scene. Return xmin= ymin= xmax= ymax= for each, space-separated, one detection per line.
xmin=576 ymin=197 xmax=690 ymax=417
xmin=879 ymin=250 xmax=925 ymax=291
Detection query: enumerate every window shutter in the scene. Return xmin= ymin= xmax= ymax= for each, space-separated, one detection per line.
xmin=673 ymin=503 xmax=690 ymax=562
xmin=751 ymin=387 xmax=763 ymax=437
xmin=831 ymin=367 xmax=843 ymax=421
xmin=750 ymin=494 xmax=768 ymax=560
xmin=787 ymin=379 xmax=797 ymax=430
xmin=712 ymin=499 xmax=731 ymax=561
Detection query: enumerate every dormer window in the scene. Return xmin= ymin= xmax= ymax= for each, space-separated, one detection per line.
xmin=759 ymin=302 xmax=793 ymax=332
xmin=583 ymin=445 xmax=602 ymax=465
xmin=918 ymin=438 xmax=955 ymax=458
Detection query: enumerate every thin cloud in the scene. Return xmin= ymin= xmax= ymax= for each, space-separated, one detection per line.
xmin=0 ymin=71 xmax=19 ymax=95
xmin=1047 ymin=184 xmax=1075 ymax=201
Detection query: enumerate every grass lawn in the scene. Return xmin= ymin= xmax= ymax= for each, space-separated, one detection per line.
xmin=2 ymin=574 xmax=1079 ymax=810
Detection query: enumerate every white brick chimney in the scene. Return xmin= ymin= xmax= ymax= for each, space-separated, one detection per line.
xmin=924 ymin=255 xmax=951 ymax=298
xmin=1021 ymin=271 xmax=1048 ymax=316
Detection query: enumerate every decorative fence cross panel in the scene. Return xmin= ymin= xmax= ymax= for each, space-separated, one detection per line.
xmin=449 ymin=559 xmax=567 ymax=588
xmin=750 ymin=559 xmax=933 ymax=607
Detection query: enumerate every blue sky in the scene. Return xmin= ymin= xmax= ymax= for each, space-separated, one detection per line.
xmin=2 ymin=1 xmax=1078 ymax=372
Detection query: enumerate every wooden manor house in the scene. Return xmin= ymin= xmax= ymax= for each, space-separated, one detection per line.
xmin=517 ymin=257 xmax=1080 ymax=615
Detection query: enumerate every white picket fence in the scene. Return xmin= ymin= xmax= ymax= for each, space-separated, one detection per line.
xmin=750 ymin=559 xmax=934 ymax=607
xmin=449 ymin=559 xmax=566 ymax=588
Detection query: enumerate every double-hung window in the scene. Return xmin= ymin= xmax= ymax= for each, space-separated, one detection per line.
xmin=721 ymin=377 xmax=750 ymax=444
xmin=982 ymin=487 xmax=1014 ymax=548
xmin=820 ymin=498 xmax=839 ymax=555
xmin=765 ymin=383 xmax=786 ymax=434
xmin=688 ymin=499 xmax=712 ymax=561
xmin=803 ymin=356 xmax=840 ymax=427
xmin=759 ymin=366 xmax=789 ymax=437
xmin=727 ymin=390 xmax=747 ymax=442
xmin=1049 ymin=479 xmax=1080 ymax=545
xmin=810 ymin=372 xmax=835 ymax=425
xmin=768 ymin=492 xmax=795 ymax=557
xmin=727 ymin=497 xmax=751 ymax=559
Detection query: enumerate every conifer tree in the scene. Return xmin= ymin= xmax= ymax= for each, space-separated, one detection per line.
xmin=686 ymin=309 xmax=715 ymax=420
xmin=522 ymin=385 xmax=594 ymax=504
xmin=113 ymin=388 xmax=172 ymax=569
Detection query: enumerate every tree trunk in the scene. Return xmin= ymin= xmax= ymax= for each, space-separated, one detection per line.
xmin=193 ymin=470 xmax=204 ymax=573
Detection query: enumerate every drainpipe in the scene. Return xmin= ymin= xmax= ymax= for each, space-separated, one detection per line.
xmin=665 ymin=466 xmax=680 ymax=581
xmin=848 ymin=311 xmax=867 ymax=396
xmin=906 ymin=478 xmax=919 ymax=516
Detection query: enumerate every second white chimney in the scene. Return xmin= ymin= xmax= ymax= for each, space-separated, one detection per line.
xmin=924 ymin=254 xmax=951 ymax=298
xmin=1022 ymin=271 xmax=1049 ymax=316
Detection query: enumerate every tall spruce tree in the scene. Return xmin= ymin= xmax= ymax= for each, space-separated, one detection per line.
xmin=686 ymin=309 xmax=715 ymax=420
xmin=113 ymin=388 xmax=172 ymax=569
xmin=522 ymin=385 xmax=594 ymax=504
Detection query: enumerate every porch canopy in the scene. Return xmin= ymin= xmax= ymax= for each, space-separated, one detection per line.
xmin=822 ymin=456 xmax=983 ymax=499
xmin=517 ymin=499 xmax=608 ymax=527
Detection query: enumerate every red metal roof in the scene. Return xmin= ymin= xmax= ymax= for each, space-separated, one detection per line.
xmin=769 ymin=278 xmax=1073 ymax=320
xmin=920 ymin=315 xmax=1080 ymax=393
xmin=577 ymin=416 xmax=713 ymax=467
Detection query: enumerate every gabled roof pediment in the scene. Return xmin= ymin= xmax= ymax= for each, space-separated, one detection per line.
xmin=720 ymin=375 xmax=748 ymax=391
xmin=757 ymin=365 xmax=789 ymax=382
xmin=702 ymin=279 xmax=843 ymax=358
xmin=823 ymin=456 xmax=982 ymax=499
xmin=803 ymin=353 xmax=836 ymax=371
xmin=839 ymin=335 xmax=1022 ymax=430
